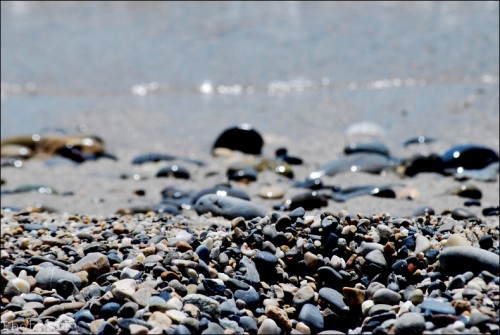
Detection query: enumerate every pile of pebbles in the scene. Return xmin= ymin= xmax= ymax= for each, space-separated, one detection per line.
xmin=1 ymin=206 xmax=498 ymax=335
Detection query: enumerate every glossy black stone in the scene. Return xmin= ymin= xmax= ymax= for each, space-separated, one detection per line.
xmin=212 ymin=124 xmax=264 ymax=155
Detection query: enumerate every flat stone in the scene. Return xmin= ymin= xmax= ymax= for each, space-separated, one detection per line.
xmin=148 ymin=296 xmax=169 ymax=313
xmin=293 ymin=285 xmax=316 ymax=308
xmin=148 ymin=311 xmax=173 ymax=329
xmin=439 ymin=246 xmax=500 ymax=275
xmin=111 ymin=278 xmax=137 ymax=300
xmin=373 ymin=288 xmax=401 ymax=305
xmin=419 ymin=299 xmax=456 ymax=315
xmin=414 ymin=234 xmax=431 ymax=254
xmin=239 ymin=256 xmax=260 ymax=284
xmin=318 ymin=287 xmax=349 ymax=315
xmin=365 ymin=249 xmax=387 ymax=268
xmin=35 ymin=267 xmax=81 ymax=290
xmin=131 ymin=287 xmax=153 ymax=307
xmin=182 ymin=294 xmax=221 ymax=318
xmin=69 ymin=252 xmax=110 ymax=279
xmin=194 ymin=194 xmax=266 ymax=220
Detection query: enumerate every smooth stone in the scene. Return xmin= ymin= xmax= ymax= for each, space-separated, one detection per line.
xmin=120 ymin=267 xmax=142 ymax=280
xmin=20 ymin=293 xmax=43 ymax=304
xmin=298 ymin=303 xmax=324 ymax=333
xmin=373 ymin=288 xmax=401 ymax=305
xmin=156 ymin=164 xmax=190 ymax=179
xmin=74 ymin=309 xmax=95 ymax=324
xmin=35 ymin=267 xmax=81 ymax=290
xmin=56 ymin=278 xmax=80 ymax=297
xmin=445 ymin=234 xmax=471 ymax=247
xmin=303 ymin=252 xmax=318 ymax=269
xmin=293 ymin=285 xmax=316 ymax=308
xmin=166 ymin=309 xmax=187 ymax=323
xmin=212 ymin=124 xmax=264 ymax=155
xmin=129 ymin=324 xmax=149 ymax=335
xmin=118 ymin=301 xmax=139 ymax=318
xmin=220 ymin=299 xmax=239 ymax=316
xmin=234 ymin=287 xmax=260 ymax=307
xmin=69 ymin=252 xmax=110 ymax=279
xmin=414 ymin=234 xmax=431 ymax=254
xmin=148 ymin=296 xmax=170 ymax=313
xmin=408 ymin=289 xmax=424 ymax=305
xmin=365 ymin=249 xmax=387 ymax=268
xmin=100 ymin=302 xmax=121 ymax=319
xmin=342 ymin=287 xmax=366 ymax=305
xmin=195 ymin=245 xmax=210 ymax=264
xmin=376 ymin=224 xmax=393 ymax=240
xmin=117 ymin=318 xmax=153 ymax=332
xmin=111 ymin=278 xmax=137 ymax=300
xmin=239 ymin=256 xmax=261 ymax=284
xmin=441 ymin=144 xmax=499 ymax=170
xmin=22 ymin=301 xmax=44 ymax=312
xmin=393 ymin=312 xmax=426 ymax=335
xmin=288 ymin=207 xmax=306 ymax=221
xmin=202 ymin=322 xmax=225 ymax=334
xmin=419 ymin=299 xmax=456 ymax=315
xmin=319 ymin=287 xmax=349 ymax=315
xmin=238 ymin=316 xmax=258 ymax=334
xmin=132 ymin=287 xmax=154 ymax=307
xmin=4 ymin=278 xmax=31 ymax=296
xmin=439 ymin=246 xmax=500 ymax=275
xmin=148 ymin=311 xmax=173 ymax=329
xmin=195 ymin=194 xmax=266 ymax=220
xmin=258 ymin=318 xmax=281 ymax=335
xmin=97 ymin=321 xmax=116 ymax=335
xmin=182 ymin=294 xmax=221 ymax=318
xmin=259 ymin=186 xmax=285 ymax=199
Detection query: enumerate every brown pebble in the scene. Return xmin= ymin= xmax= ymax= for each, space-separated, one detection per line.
xmin=176 ymin=241 xmax=193 ymax=252
xmin=342 ymin=287 xmax=366 ymax=305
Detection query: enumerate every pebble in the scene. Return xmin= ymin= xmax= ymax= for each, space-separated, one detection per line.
xmin=35 ymin=267 xmax=82 ymax=290
xmin=195 ymin=194 xmax=266 ymax=219
xmin=439 ymin=246 xmax=500 ymax=275
xmin=182 ymin=294 xmax=221 ymax=318
xmin=373 ymin=288 xmax=402 ymax=305
xmin=293 ymin=285 xmax=316 ymax=308
xmin=258 ymin=318 xmax=281 ymax=335
xmin=319 ymin=287 xmax=349 ymax=315
xmin=298 ymin=303 xmax=324 ymax=332
xmin=393 ymin=312 xmax=426 ymax=335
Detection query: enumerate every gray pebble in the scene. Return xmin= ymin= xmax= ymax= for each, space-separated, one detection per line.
xmin=194 ymin=194 xmax=266 ymax=220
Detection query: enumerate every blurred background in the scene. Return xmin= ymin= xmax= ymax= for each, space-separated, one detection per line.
xmin=1 ymin=1 xmax=499 ymax=215
xmin=2 ymin=1 xmax=499 ymax=159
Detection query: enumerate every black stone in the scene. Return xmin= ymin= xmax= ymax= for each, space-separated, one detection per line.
xmin=212 ymin=124 xmax=264 ymax=155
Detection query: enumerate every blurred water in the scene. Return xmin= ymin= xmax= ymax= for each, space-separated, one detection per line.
xmin=1 ymin=1 xmax=499 ymax=157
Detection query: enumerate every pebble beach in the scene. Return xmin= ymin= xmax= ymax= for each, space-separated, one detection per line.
xmin=1 ymin=2 xmax=499 ymax=335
